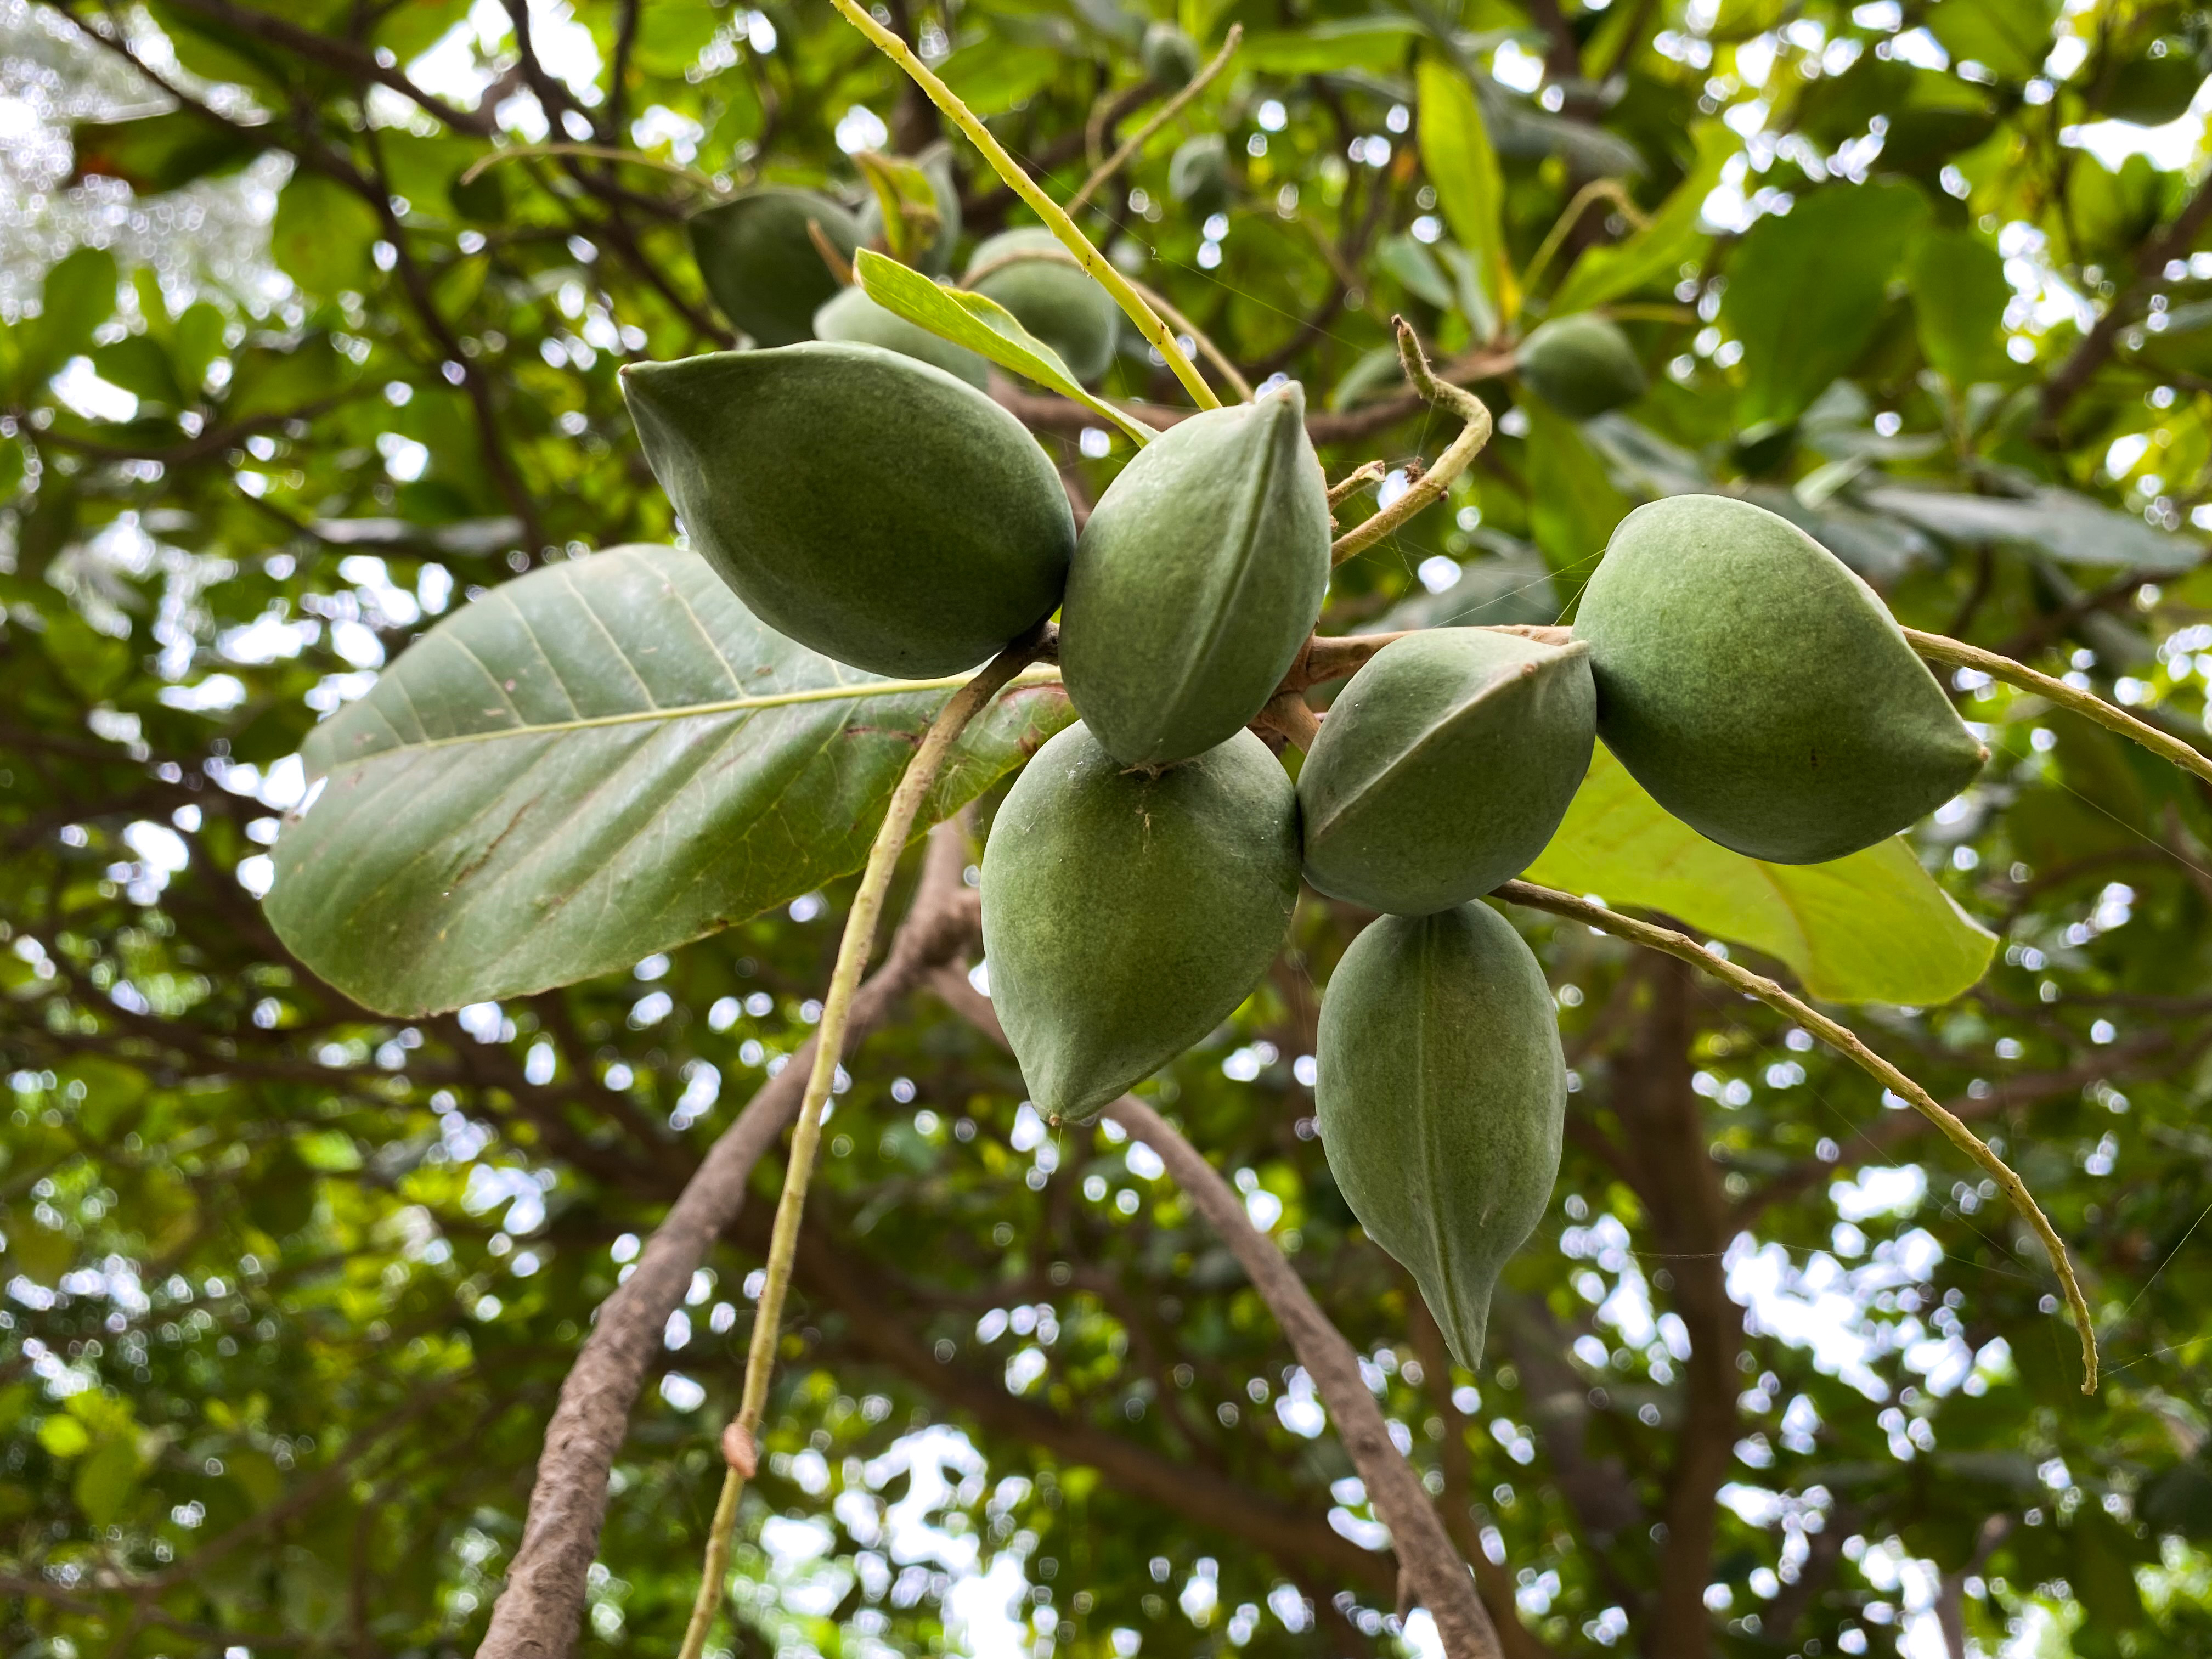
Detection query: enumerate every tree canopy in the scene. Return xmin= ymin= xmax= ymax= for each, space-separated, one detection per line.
xmin=5 ymin=1 xmax=2212 ymax=1657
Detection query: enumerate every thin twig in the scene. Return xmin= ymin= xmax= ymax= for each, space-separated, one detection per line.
xmin=1519 ymin=178 xmax=1647 ymax=297
xmin=1494 ymin=880 xmax=2098 ymax=1394
xmin=675 ymin=640 xmax=1042 ymax=1659
xmin=1065 ymin=26 xmax=1244 ymax=216
xmin=1332 ymin=319 xmax=1495 ymax=566
xmin=1328 ymin=459 xmax=1389 ymax=508
xmin=825 ymin=0 xmax=1220 ymax=411
xmin=458 ymin=142 xmax=723 ymax=196
xmin=1906 ymin=628 xmax=2212 ymax=791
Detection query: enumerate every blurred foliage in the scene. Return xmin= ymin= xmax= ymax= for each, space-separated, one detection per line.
xmin=5 ymin=1 xmax=2212 ymax=1658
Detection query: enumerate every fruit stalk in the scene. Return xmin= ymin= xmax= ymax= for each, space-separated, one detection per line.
xmin=1495 ymin=879 xmax=2099 ymax=1393
xmin=675 ymin=638 xmax=1045 ymax=1659
xmin=825 ymin=0 xmax=1222 ymax=411
xmin=1065 ymin=25 xmax=1244 ymax=215
xmin=1906 ymin=627 xmax=2212 ymax=789
xmin=1333 ymin=319 xmax=1495 ymax=565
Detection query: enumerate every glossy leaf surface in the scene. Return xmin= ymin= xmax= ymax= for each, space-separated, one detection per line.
xmin=268 ymin=545 xmax=1071 ymax=1014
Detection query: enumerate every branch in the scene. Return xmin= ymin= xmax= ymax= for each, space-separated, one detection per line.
xmin=928 ymin=973 xmax=1502 ymax=1659
xmin=1065 ymin=26 xmax=1243 ymax=215
xmin=162 ymin=0 xmax=495 ymax=134
xmin=2039 ymin=168 xmax=2212 ymax=431
xmin=1907 ymin=628 xmax=2212 ymax=790
xmin=678 ymin=642 xmax=1042 ymax=1659
xmin=1495 ymin=882 xmax=2097 ymax=1393
xmin=1331 ymin=320 xmax=1494 ymax=566
xmin=474 ymin=822 xmax=985 ymax=1659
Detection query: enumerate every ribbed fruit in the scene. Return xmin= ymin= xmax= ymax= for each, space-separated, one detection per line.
xmin=689 ymin=187 xmax=861 ymax=347
xmin=1142 ymin=21 xmax=1200 ymax=86
xmin=1058 ymin=385 xmax=1331 ymax=768
xmin=1169 ymin=134 xmax=1230 ymax=221
xmin=1572 ymin=493 xmax=1985 ymax=862
xmin=622 ymin=342 xmax=1073 ymax=678
xmin=814 ymin=286 xmax=989 ymax=387
xmin=981 ymin=724 xmax=1300 ymax=1121
xmin=1316 ymin=901 xmax=1565 ymax=1368
xmin=964 ymin=229 xmax=1121 ymax=383
xmin=1299 ymin=630 xmax=1595 ymax=915
xmin=1515 ymin=313 xmax=1647 ymax=420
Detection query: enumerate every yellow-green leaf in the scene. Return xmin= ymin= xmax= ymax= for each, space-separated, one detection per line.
xmin=1417 ymin=59 xmax=1515 ymax=324
xmin=855 ymin=250 xmax=1154 ymax=445
xmin=1526 ymin=746 xmax=1995 ymax=1005
xmin=1551 ymin=123 xmax=1733 ymax=315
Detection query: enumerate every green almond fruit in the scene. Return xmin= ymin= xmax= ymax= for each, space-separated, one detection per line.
xmin=1142 ymin=21 xmax=1201 ymax=87
xmin=1169 ymin=133 xmax=1230 ymax=222
xmin=964 ymin=228 xmax=1122 ymax=384
xmin=1572 ymin=493 xmax=1986 ymax=864
xmin=1316 ymin=901 xmax=1565 ymax=1369
xmin=1300 ymin=630 xmax=1595 ymax=915
xmin=981 ymin=723 xmax=1300 ymax=1121
xmin=689 ymin=187 xmax=862 ymax=347
xmin=622 ymin=341 xmax=1073 ymax=678
xmin=814 ymin=285 xmax=990 ymax=388
xmin=1515 ymin=313 xmax=1647 ymax=420
xmin=1059 ymin=385 xmax=1331 ymax=768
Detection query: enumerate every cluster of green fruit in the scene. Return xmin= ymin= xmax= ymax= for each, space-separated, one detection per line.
xmin=624 ymin=267 xmax=1984 ymax=1366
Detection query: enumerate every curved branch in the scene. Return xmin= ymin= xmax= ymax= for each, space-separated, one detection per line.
xmin=927 ymin=971 xmax=1501 ymax=1659
xmin=1332 ymin=320 xmax=1494 ymax=566
xmin=1496 ymin=880 xmax=2097 ymax=1393
xmin=475 ymin=823 xmax=984 ymax=1659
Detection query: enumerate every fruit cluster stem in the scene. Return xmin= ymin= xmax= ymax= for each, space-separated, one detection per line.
xmin=1065 ymin=26 xmax=1244 ymax=216
xmin=1332 ymin=319 xmax=1494 ymax=566
xmin=1906 ymin=628 xmax=2212 ymax=790
xmin=1496 ymin=879 xmax=2100 ymax=1395
xmin=675 ymin=641 xmax=1042 ymax=1659
xmin=825 ymin=0 xmax=1222 ymax=412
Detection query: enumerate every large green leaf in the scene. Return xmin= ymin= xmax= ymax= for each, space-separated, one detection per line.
xmin=1525 ymin=746 xmax=1995 ymax=1005
xmin=71 ymin=110 xmax=266 ymax=196
xmin=1722 ymin=180 xmax=1929 ymax=429
xmin=1859 ymin=483 xmax=2200 ymax=572
xmin=1905 ymin=225 xmax=2011 ymax=387
xmin=856 ymin=250 xmax=1154 ymax=445
xmin=1525 ymin=402 xmax=1632 ymax=577
xmin=1550 ymin=123 xmax=1732 ymax=315
xmin=1417 ymin=59 xmax=1514 ymax=322
xmin=267 ymin=545 xmax=1072 ymax=1015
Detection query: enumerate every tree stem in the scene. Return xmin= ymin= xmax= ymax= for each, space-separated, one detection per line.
xmin=1065 ymin=26 xmax=1243 ymax=216
xmin=1906 ymin=628 xmax=2212 ymax=790
xmin=824 ymin=0 xmax=1221 ymax=411
xmin=1494 ymin=880 xmax=2099 ymax=1394
xmin=1333 ymin=319 xmax=1494 ymax=566
xmin=674 ymin=641 xmax=1042 ymax=1659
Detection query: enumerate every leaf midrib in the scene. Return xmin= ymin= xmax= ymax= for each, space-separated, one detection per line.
xmin=329 ymin=665 xmax=1066 ymax=760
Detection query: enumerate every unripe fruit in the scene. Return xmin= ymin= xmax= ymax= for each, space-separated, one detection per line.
xmin=1059 ymin=385 xmax=1331 ymax=768
xmin=1572 ymin=494 xmax=1986 ymax=863
xmin=1169 ymin=133 xmax=1230 ymax=222
xmin=964 ymin=229 xmax=1122 ymax=384
xmin=1515 ymin=313 xmax=1647 ymax=420
xmin=1299 ymin=630 xmax=1595 ymax=915
xmin=1317 ymin=901 xmax=1565 ymax=1369
xmin=814 ymin=285 xmax=990 ymax=388
xmin=981 ymin=723 xmax=1301 ymax=1121
xmin=689 ymin=187 xmax=862 ymax=347
xmin=1142 ymin=21 xmax=1201 ymax=87
xmin=622 ymin=342 xmax=1073 ymax=678
xmin=857 ymin=145 xmax=963 ymax=276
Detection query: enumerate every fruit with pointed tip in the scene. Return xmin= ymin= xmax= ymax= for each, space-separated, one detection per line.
xmin=689 ymin=187 xmax=862 ymax=347
xmin=1572 ymin=493 xmax=1986 ymax=862
xmin=981 ymin=723 xmax=1300 ymax=1122
xmin=1059 ymin=385 xmax=1331 ymax=768
xmin=1316 ymin=900 xmax=1565 ymax=1369
xmin=622 ymin=341 xmax=1073 ymax=678
xmin=963 ymin=229 xmax=1121 ymax=383
xmin=1299 ymin=630 xmax=1595 ymax=915
xmin=814 ymin=286 xmax=990 ymax=388
xmin=1515 ymin=313 xmax=1647 ymax=420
